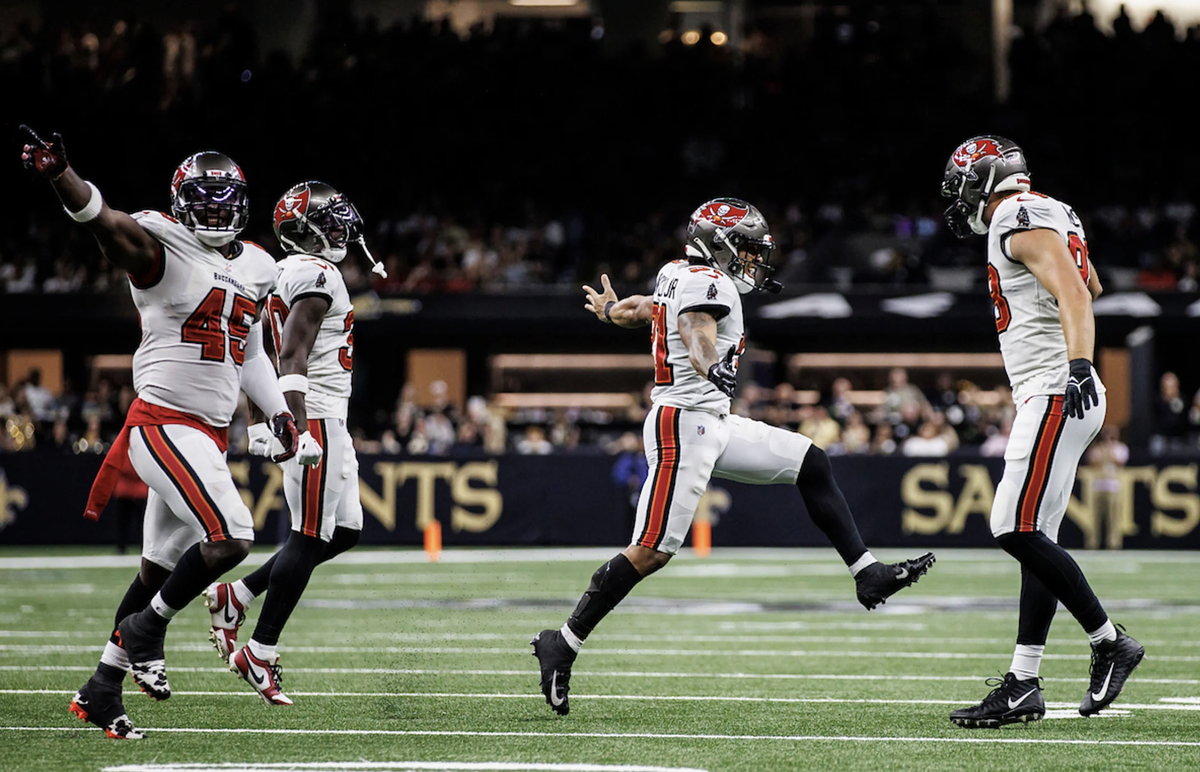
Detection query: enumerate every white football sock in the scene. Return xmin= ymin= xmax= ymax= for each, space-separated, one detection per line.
xmin=231 ymin=579 xmax=256 ymax=606
xmin=559 ymin=624 xmax=584 ymax=653
xmin=848 ymin=552 xmax=878 ymax=577
xmin=101 ymin=641 xmax=131 ymax=672
xmin=248 ymin=639 xmax=277 ymax=662
xmin=1087 ymin=619 xmax=1118 ymax=645
xmin=149 ymin=592 xmax=179 ymax=621
xmin=1010 ymin=644 xmax=1044 ymax=681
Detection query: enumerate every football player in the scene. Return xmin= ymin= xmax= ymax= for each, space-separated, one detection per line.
xmin=21 ymin=127 xmax=298 ymax=739
xmin=530 ymin=198 xmax=936 ymax=715
xmin=203 ymin=182 xmax=376 ymax=705
xmin=940 ymin=136 xmax=1143 ymax=728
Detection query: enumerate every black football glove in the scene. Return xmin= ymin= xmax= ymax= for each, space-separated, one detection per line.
xmin=1063 ymin=358 xmax=1098 ymax=420
xmin=20 ymin=125 xmax=69 ymax=179
xmin=270 ymin=412 xmax=299 ymax=462
xmin=707 ymin=344 xmax=739 ymax=399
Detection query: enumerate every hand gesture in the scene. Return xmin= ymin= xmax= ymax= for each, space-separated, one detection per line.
xmin=707 ymin=344 xmax=739 ymax=398
xmin=583 ymin=274 xmax=619 ymax=323
xmin=20 ymin=125 xmax=69 ymax=179
xmin=1063 ymin=358 xmax=1098 ymax=420
xmin=270 ymin=412 xmax=300 ymax=462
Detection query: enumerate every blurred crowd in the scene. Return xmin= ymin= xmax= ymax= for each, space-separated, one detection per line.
xmin=5 ymin=4 xmax=1200 ymax=295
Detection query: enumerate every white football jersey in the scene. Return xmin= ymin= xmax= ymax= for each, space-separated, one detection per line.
xmin=267 ymin=253 xmax=354 ymax=419
xmin=649 ymin=259 xmax=745 ymax=414
xmin=128 ymin=211 xmax=278 ymax=427
xmin=986 ymin=192 xmax=1105 ymax=405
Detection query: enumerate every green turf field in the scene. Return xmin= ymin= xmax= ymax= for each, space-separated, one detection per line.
xmin=1 ymin=546 xmax=1198 ymax=772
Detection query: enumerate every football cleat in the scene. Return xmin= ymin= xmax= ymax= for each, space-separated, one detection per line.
xmin=69 ymin=677 xmax=144 ymax=740
xmin=855 ymin=552 xmax=936 ymax=610
xmin=530 ymin=629 xmax=576 ymax=716
xmin=950 ymin=672 xmax=1045 ymax=729
xmin=1080 ymin=627 xmax=1144 ymax=716
xmin=204 ymin=582 xmax=249 ymax=663
xmin=116 ymin=612 xmax=170 ymax=701
xmin=230 ymin=647 xmax=294 ymax=706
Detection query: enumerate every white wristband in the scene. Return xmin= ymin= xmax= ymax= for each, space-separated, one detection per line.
xmin=278 ymin=374 xmax=309 ymax=394
xmin=64 ymin=181 xmax=103 ymax=223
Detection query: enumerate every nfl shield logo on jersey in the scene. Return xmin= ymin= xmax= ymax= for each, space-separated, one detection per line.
xmin=707 ymin=283 xmax=718 ymax=300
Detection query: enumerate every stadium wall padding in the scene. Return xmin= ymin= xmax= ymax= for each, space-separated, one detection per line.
xmin=1 ymin=453 xmax=1198 ymax=550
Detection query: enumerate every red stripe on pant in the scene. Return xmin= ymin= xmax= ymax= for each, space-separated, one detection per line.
xmin=143 ymin=426 xmax=227 ymax=540
xmin=638 ymin=407 xmax=680 ymax=549
xmin=301 ymin=420 xmax=325 ymax=538
xmin=1018 ymin=396 xmax=1065 ymax=533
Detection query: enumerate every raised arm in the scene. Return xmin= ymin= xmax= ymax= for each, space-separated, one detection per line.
xmin=20 ymin=125 xmax=159 ymax=277
xmin=583 ymin=274 xmax=653 ymax=328
xmin=1008 ymin=227 xmax=1098 ymax=418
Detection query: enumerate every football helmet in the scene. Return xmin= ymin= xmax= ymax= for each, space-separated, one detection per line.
xmin=170 ymin=151 xmax=249 ymax=247
xmin=941 ymin=135 xmax=1030 ymax=238
xmin=273 ymin=181 xmax=363 ymax=263
xmin=685 ymin=197 xmax=782 ymax=294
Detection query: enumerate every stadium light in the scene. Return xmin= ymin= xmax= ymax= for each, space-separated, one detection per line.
xmin=681 ymin=30 xmax=701 ymax=45
xmin=710 ymin=30 xmax=728 ymax=45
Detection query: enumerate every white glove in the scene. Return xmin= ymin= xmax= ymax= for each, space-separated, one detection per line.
xmin=247 ymin=422 xmax=274 ymax=457
xmin=296 ymin=430 xmax=323 ymax=466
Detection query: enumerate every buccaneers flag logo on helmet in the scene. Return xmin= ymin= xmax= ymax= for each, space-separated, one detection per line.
xmin=695 ymin=200 xmax=749 ymax=228
xmin=274 ymin=187 xmax=311 ymax=230
xmin=951 ymin=138 xmax=1003 ymax=170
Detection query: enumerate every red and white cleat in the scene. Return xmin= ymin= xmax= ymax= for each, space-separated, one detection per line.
xmin=204 ymin=582 xmax=248 ymax=663
xmin=230 ymin=647 xmax=294 ymax=706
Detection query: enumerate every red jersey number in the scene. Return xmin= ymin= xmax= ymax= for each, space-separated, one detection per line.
xmin=338 ymin=311 xmax=354 ymax=371
xmin=181 ymin=287 xmax=257 ymax=365
xmin=651 ymin=302 xmax=673 ymax=385
xmin=987 ymin=264 xmax=1012 ymax=334
xmin=1067 ymin=232 xmax=1090 ymax=284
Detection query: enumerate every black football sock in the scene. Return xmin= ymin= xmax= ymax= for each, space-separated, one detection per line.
xmin=150 ymin=543 xmax=221 ymax=625
xmin=996 ymin=531 xmax=1108 ymax=633
xmin=566 ymin=553 xmax=643 ymax=640
xmin=240 ymin=527 xmax=359 ymax=601
xmin=796 ymin=446 xmax=869 ymax=566
xmin=109 ymin=574 xmax=156 ymax=645
xmin=322 ymin=526 xmax=360 ymax=563
xmin=1016 ymin=564 xmax=1058 ymax=646
xmin=250 ymin=532 xmax=327 ymax=647
xmin=240 ymin=554 xmax=276 ymax=597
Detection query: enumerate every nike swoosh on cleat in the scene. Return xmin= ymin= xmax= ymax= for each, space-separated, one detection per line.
xmin=895 ymin=567 xmax=909 ymax=580
xmin=549 ymin=671 xmax=565 ymax=707
xmin=1008 ymin=689 xmax=1038 ymax=709
xmin=1092 ymin=663 xmax=1115 ymax=701
xmin=247 ymin=660 xmax=267 ymax=686
xmin=223 ymin=607 xmax=238 ymax=625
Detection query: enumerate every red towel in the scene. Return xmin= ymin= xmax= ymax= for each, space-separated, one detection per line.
xmin=83 ymin=398 xmax=229 ymax=521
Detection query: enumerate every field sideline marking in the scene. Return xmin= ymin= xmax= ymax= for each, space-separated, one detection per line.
xmin=6 ymin=725 xmax=1200 ymax=747
xmin=5 ymin=644 xmax=1198 ymax=662
xmin=2 ymin=664 xmax=1196 ymax=686
xmin=3 ymin=689 xmax=1197 ymax=713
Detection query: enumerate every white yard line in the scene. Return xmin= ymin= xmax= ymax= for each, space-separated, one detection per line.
xmin=5 ymin=725 xmax=1200 ymax=747
xmin=5 ymin=643 xmax=1198 ymax=662
xmin=104 ymin=765 xmax=708 ymax=772
xmin=3 ymin=688 xmax=1199 ymax=712
xmin=1 ymin=664 xmax=1196 ymax=686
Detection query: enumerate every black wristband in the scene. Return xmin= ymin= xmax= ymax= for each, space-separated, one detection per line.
xmin=604 ymin=300 xmax=616 ymax=323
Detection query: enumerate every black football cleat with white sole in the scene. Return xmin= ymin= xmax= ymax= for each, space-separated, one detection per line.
xmin=1080 ymin=627 xmax=1144 ymax=716
xmin=950 ymin=672 xmax=1045 ymax=729
xmin=531 ymin=629 xmax=576 ymax=716
xmin=855 ymin=552 xmax=935 ymax=610
xmin=69 ymin=676 xmax=144 ymax=740
xmin=117 ymin=612 xmax=171 ymax=701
